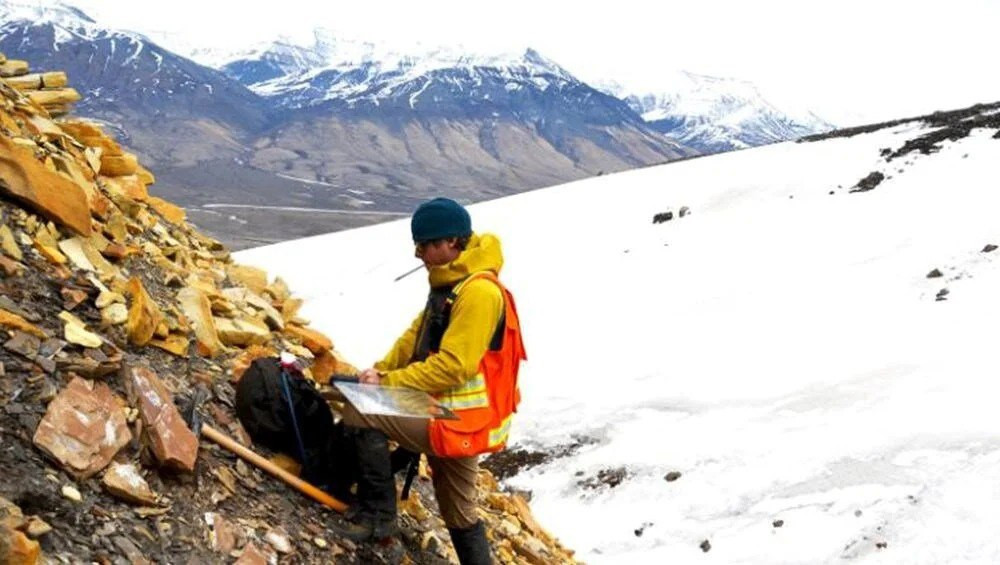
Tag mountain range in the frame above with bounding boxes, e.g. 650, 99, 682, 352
0, 1, 832, 248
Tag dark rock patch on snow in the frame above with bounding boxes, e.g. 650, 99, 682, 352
577, 467, 627, 490
482, 436, 598, 481
851, 171, 885, 193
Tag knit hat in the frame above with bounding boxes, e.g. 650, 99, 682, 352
411, 197, 472, 242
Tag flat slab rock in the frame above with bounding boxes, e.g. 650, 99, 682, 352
125, 365, 198, 471
32, 376, 132, 479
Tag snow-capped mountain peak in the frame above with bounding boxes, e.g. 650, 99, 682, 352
0, 0, 153, 47
213, 31, 592, 114
599, 70, 834, 152
0, 0, 94, 27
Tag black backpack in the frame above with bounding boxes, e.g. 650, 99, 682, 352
234, 357, 355, 491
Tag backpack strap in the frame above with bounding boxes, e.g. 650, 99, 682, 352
400, 453, 420, 500
453, 271, 506, 351
279, 367, 309, 467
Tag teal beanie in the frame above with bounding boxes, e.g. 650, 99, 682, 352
411, 198, 472, 242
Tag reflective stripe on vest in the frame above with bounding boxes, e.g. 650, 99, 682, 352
488, 413, 513, 448
436, 372, 489, 410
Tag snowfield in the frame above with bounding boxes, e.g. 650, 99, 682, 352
237, 118, 1000, 564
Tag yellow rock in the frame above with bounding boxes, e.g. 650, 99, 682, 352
0, 526, 41, 565
59, 121, 123, 156
63, 320, 103, 348
511, 494, 544, 537
0, 308, 48, 338
214, 316, 271, 347
283, 324, 333, 354
83, 147, 102, 175
25, 88, 81, 107
100, 303, 128, 326
150, 334, 189, 356
3, 73, 42, 90
78, 239, 117, 277
104, 214, 128, 243
310, 349, 338, 385
88, 231, 110, 253
400, 490, 432, 523
176, 287, 225, 358
282, 298, 304, 321
227, 264, 269, 295
57, 310, 87, 327
154, 321, 169, 339
0, 59, 29, 77
269, 453, 301, 476
147, 197, 185, 225
0, 136, 92, 236
57, 237, 95, 272
222, 287, 284, 330
0, 224, 21, 260
41, 72, 67, 88
95, 291, 125, 309
136, 165, 155, 185
125, 277, 163, 346
266, 277, 291, 302
25, 114, 64, 137
32, 232, 67, 265
99, 153, 138, 177
99, 174, 146, 202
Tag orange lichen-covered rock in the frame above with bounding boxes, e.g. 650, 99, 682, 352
125, 277, 164, 346
227, 264, 269, 295
60, 121, 123, 156
176, 286, 225, 357
0, 309, 47, 338
230, 344, 277, 382
310, 349, 338, 384
284, 324, 333, 354
147, 196, 186, 225
0, 525, 41, 565
99, 153, 138, 177
0, 136, 92, 236
100, 174, 148, 202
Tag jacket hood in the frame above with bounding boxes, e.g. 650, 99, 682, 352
428, 232, 504, 288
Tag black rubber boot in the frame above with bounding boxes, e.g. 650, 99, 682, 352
448, 520, 493, 565
330, 427, 397, 541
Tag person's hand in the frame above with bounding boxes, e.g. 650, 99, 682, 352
358, 368, 382, 386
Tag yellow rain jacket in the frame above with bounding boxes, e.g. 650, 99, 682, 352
376, 233, 505, 393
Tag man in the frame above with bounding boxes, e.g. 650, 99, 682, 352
331, 197, 526, 565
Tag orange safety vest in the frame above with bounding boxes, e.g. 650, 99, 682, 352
417, 272, 526, 458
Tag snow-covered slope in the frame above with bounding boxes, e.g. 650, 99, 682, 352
238, 104, 1000, 563
601, 72, 834, 153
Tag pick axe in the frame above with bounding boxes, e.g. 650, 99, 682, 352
181, 387, 348, 513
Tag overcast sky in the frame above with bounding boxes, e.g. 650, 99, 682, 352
70, 0, 999, 126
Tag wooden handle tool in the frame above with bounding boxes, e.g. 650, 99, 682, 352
201, 424, 348, 513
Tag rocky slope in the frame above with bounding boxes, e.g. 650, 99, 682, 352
0, 53, 575, 564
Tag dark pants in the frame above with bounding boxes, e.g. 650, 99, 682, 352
341, 404, 481, 529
